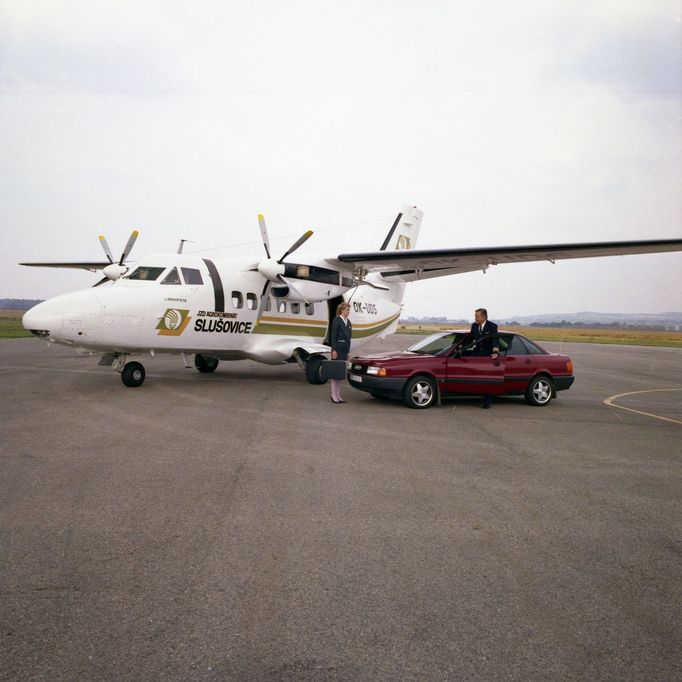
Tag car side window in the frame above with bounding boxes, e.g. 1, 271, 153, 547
522, 338, 547, 355
507, 336, 527, 355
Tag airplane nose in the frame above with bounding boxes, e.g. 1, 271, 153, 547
22, 300, 61, 338
22, 290, 102, 341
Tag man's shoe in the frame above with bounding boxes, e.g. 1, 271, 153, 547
481, 403, 490, 409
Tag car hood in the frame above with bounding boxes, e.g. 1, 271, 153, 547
351, 351, 423, 363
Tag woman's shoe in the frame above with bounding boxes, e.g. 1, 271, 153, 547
331, 397, 340, 403
337, 399, 346, 403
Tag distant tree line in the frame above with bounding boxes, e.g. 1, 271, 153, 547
0, 299, 43, 310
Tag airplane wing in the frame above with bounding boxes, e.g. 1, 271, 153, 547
329, 238, 682, 282
19, 261, 113, 271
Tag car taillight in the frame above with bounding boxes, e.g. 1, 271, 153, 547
566, 361, 573, 373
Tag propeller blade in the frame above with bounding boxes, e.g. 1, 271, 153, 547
99, 235, 114, 264
257, 280, 271, 315
278, 230, 313, 264
277, 275, 310, 304
118, 230, 139, 265
258, 214, 271, 259
92, 276, 109, 287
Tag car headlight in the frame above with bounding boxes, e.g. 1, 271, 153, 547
366, 366, 387, 377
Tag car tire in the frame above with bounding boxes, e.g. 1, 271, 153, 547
305, 355, 327, 385
121, 361, 145, 387
195, 354, 219, 373
525, 375, 553, 406
403, 375, 436, 409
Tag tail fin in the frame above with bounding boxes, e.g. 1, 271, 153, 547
380, 205, 423, 251
373, 205, 423, 306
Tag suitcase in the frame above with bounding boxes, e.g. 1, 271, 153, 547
320, 360, 348, 380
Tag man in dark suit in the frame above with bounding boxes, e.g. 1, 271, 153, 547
469, 308, 500, 409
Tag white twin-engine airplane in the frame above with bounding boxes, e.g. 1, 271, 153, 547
21, 205, 682, 387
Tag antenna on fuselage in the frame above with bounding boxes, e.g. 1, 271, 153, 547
177, 239, 194, 254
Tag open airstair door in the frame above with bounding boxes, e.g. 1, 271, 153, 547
324, 296, 345, 346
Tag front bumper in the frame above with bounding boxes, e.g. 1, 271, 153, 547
347, 372, 407, 397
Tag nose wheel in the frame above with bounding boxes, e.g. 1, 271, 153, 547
118, 359, 146, 387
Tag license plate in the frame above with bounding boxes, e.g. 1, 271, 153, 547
349, 374, 362, 383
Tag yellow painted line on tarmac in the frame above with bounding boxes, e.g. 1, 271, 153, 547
603, 388, 682, 425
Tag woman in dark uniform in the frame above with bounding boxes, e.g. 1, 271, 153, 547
330, 301, 352, 403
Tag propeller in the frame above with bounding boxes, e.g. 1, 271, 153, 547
93, 230, 139, 286
252, 215, 314, 313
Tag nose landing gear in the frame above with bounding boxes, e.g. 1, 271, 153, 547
111, 354, 146, 387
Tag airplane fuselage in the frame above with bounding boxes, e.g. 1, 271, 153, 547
22, 253, 402, 366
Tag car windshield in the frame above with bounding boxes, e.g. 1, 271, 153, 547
407, 332, 465, 355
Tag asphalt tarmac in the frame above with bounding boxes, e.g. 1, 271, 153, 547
1, 336, 680, 681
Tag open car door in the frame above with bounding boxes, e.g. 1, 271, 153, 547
444, 337, 505, 396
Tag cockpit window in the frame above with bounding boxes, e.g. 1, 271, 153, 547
181, 267, 203, 285
161, 267, 181, 285
126, 266, 165, 281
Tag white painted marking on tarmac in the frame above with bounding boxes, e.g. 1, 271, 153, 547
604, 388, 682, 425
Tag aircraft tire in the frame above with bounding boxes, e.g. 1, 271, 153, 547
195, 354, 219, 373
305, 355, 327, 384
121, 361, 145, 388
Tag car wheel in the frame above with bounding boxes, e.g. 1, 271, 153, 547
195, 354, 219, 373
305, 355, 326, 384
121, 361, 145, 387
403, 376, 436, 409
525, 375, 553, 406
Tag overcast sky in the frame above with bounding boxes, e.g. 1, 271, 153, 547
1, 0, 681, 320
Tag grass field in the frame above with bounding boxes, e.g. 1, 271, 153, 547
2, 309, 681, 347
0, 310, 31, 338
396, 323, 682, 348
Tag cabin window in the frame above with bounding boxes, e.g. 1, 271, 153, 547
341, 275, 353, 287
126, 266, 165, 281
291, 302, 300, 314
305, 302, 314, 315
232, 291, 243, 309
161, 267, 181, 285
181, 267, 203, 285
276, 300, 287, 313
246, 293, 258, 310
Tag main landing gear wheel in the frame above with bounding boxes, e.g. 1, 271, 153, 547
195, 354, 219, 373
305, 355, 326, 385
525, 375, 554, 406
121, 361, 145, 387
403, 376, 436, 409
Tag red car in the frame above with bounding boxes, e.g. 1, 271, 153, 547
348, 330, 574, 409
